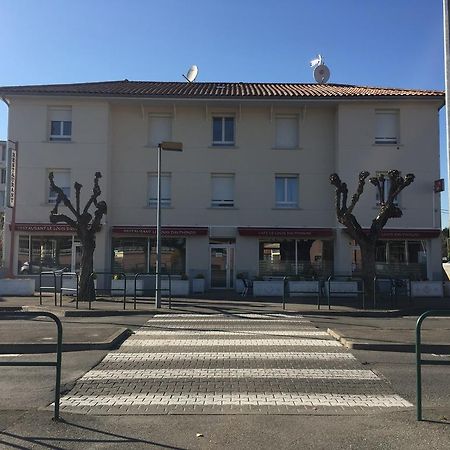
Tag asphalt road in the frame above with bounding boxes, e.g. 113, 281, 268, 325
0, 312, 449, 449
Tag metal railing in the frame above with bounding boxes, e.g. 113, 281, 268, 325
89, 272, 127, 310
60, 272, 79, 308
0, 311, 63, 421
282, 277, 321, 310
326, 276, 365, 309
133, 273, 172, 309
416, 310, 450, 421
373, 276, 411, 309
39, 271, 58, 306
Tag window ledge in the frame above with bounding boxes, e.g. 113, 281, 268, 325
207, 206, 239, 210
272, 147, 303, 151
145, 205, 173, 209
372, 143, 403, 148
272, 207, 301, 210
44, 140, 74, 144
208, 145, 239, 149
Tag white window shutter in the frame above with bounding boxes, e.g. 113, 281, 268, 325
375, 111, 398, 144
212, 175, 234, 206
149, 116, 172, 147
49, 107, 71, 121
275, 117, 298, 148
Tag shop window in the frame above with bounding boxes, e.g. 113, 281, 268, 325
274, 115, 299, 149
112, 237, 148, 273
148, 114, 172, 147
49, 107, 72, 141
111, 237, 186, 275
258, 239, 333, 277
18, 235, 73, 274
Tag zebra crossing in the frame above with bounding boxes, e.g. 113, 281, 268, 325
58, 313, 412, 414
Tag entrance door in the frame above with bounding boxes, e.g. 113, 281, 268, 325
210, 245, 235, 289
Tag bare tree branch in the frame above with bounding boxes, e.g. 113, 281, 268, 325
347, 171, 369, 214
49, 172, 79, 219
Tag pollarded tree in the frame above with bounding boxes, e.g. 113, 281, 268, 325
49, 172, 107, 301
329, 170, 415, 303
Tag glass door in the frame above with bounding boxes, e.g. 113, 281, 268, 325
210, 244, 235, 289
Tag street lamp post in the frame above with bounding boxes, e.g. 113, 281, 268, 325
155, 141, 183, 308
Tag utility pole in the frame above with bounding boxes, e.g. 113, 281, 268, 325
443, 0, 450, 227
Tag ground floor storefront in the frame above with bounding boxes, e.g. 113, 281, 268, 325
7, 224, 442, 292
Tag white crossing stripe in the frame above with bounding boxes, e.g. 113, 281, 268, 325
103, 352, 356, 361
122, 338, 341, 347
154, 314, 303, 318
80, 368, 379, 380
142, 318, 311, 323
59, 393, 413, 408
134, 330, 329, 337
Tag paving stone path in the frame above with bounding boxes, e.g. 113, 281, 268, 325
58, 313, 413, 415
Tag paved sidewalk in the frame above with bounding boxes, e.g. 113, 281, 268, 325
1, 294, 449, 352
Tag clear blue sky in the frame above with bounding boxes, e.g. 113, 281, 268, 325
0, 0, 447, 221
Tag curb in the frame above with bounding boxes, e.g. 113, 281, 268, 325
0, 327, 132, 354
327, 328, 450, 353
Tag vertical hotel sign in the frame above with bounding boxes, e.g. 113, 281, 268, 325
6, 140, 17, 208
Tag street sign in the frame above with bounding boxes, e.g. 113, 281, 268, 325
6, 140, 17, 208
434, 178, 445, 193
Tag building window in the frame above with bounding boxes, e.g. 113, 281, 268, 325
275, 175, 298, 208
148, 114, 172, 147
48, 169, 70, 203
18, 235, 73, 274
212, 117, 235, 146
375, 171, 399, 206
148, 173, 171, 207
0, 190, 5, 207
1, 168, 6, 184
1, 144, 6, 161
211, 174, 234, 207
375, 110, 399, 144
274, 115, 299, 149
112, 237, 186, 275
49, 107, 72, 141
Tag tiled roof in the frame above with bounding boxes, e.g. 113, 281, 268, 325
0, 80, 444, 100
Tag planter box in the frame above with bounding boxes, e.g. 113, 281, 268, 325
111, 279, 143, 296
325, 281, 358, 297
411, 281, 443, 298
192, 278, 205, 293
288, 281, 320, 297
253, 280, 284, 297
0, 278, 35, 296
162, 279, 190, 297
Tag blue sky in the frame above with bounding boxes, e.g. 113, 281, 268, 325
0, 0, 446, 220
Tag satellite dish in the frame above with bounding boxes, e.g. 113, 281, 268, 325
313, 64, 330, 84
183, 65, 198, 82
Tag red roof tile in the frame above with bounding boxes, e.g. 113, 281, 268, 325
0, 80, 443, 100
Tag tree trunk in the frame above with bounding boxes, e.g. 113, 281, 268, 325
360, 242, 376, 307
78, 234, 96, 301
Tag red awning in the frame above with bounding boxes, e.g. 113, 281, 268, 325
12, 223, 75, 233
112, 226, 208, 237
238, 227, 334, 238
344, 228, 441, 239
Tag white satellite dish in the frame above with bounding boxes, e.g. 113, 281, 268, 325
183, 65, 198, 82
313, 64, 330, 84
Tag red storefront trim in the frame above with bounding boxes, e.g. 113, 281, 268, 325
112, 226, 208, 237
345, 229, 441, 239
238, 227, 334, 238
12, 223, 75, 233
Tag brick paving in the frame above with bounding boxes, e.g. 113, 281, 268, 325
58, 313, 413, 415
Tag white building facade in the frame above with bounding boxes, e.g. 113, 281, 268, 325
0, 81, 444, 289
